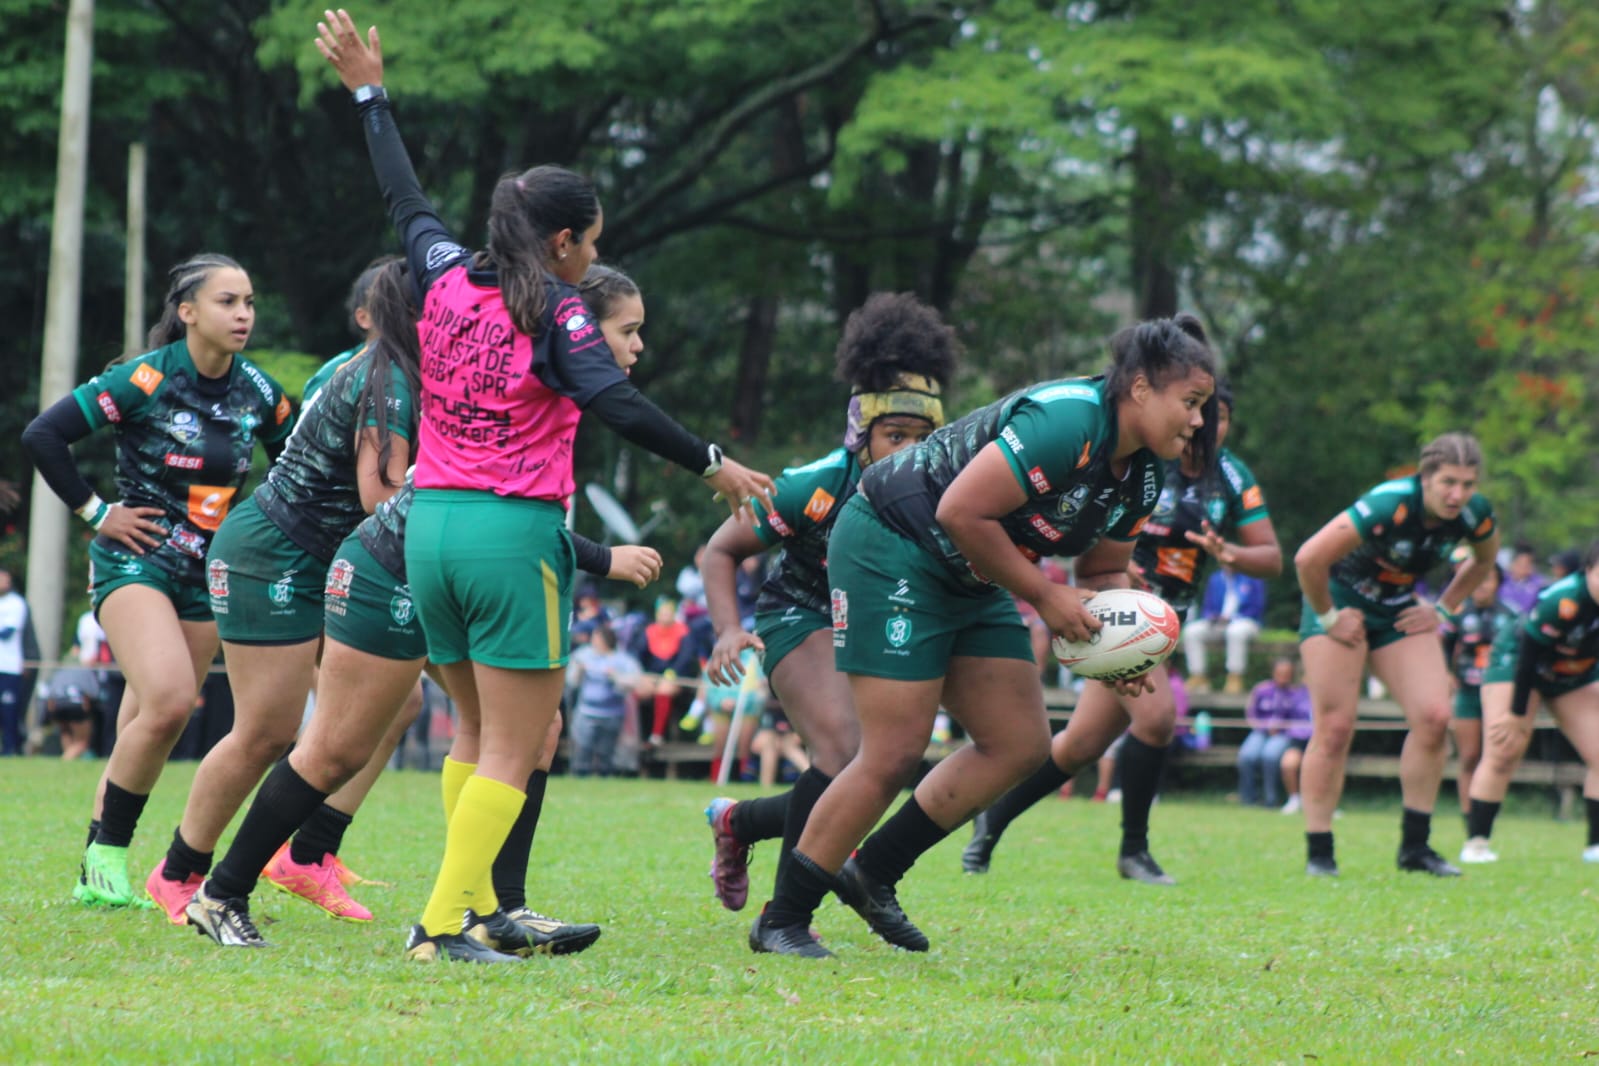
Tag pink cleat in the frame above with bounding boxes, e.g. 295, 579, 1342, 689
263, 844, 374, 922
705, 798, 752, 911
145, 862, 204, 925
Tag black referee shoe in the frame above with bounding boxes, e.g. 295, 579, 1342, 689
1397, 845, 1461, 878
1116, 850, 1177, 886
834, 857, 929, 952
404, 923, 519, 963
961, 812, 994, 874
749, 914, 833, 959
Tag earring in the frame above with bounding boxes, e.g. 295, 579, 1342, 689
559, 252, 567, 260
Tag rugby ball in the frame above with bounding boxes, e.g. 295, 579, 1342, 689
1051, 588, 1182, 681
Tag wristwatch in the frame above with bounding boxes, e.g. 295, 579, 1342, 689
701, 443, 724, 479
352, 84, 387, 105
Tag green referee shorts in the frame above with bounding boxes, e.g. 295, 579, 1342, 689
404, 490, 574, 669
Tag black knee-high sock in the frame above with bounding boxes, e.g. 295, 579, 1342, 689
761, 850, 837, 930
160, 828, 214, 882
490, 769, 548, 913
1117, 734, 1168, 857
980, 756, 1072, 844
290, 804, 353, 867
208, 761, 328, 900
96, 782, 149, 848
1587, 797, 1599, 848
1306, 831, 1335, 861
85, 820, 100, 851
773, 769, 831, 887
730, 792, 791, 845
855, 796, 950, 888
1401, 807, 1432, 851
1465, 799, 1501, 841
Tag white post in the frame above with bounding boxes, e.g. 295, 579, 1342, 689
26, 0, 96, 663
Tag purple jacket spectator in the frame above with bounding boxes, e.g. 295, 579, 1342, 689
1246, 678, 1312, 741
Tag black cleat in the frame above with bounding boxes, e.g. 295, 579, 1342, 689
1305, 855, 1340, 877
1397, 845, 1461, 877
748, 914, 833, 958
961, 812, 994, 874
505, 907, 602, 956
404, 922, 520, 963
833, 857, 929, 952
1116, 850, 1177, 886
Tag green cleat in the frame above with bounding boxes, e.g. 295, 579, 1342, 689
75, 843, 154, 908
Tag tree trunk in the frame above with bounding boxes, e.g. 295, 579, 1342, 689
1130, 121, 1180, 320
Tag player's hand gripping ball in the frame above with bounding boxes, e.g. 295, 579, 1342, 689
1051, 588, 1181, 682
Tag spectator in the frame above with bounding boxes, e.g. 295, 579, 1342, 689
569, 584, 612, 648
697, 647, 766, 782
0, 568, 31, 755
1549, 549, 1582, 583
676, 545, 708, 611
751, 701, 811, 786
567, 625, 640, 777
1184, 564, 1267, 694
74, 609, 122, 757
631, 596, 699, 746
40, 660, 99, 761
1235, 657, 1312, 811
1498, 543, 1545, 615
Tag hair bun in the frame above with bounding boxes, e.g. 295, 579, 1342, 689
1172, 312, 1208, 345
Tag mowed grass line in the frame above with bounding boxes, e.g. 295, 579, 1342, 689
2, 759, 1597, 1064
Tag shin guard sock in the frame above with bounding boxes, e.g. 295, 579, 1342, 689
212, 761, 329, 899
1306, 831, 1335, 862
1401, 807, 1432, 851
490, 769, 548, 913
161, 827, 213, 882
730, 791, 792, 846
1465, 799, 1501, 841
1117, 734, 1168, 856
95, 782, 150, 848
761, 849, 837, 930
855, 796, 950, 888
419, 775, 524, 935
440, 756, 476, 823
290, 803, 353, 867
982, 757, 1072, 844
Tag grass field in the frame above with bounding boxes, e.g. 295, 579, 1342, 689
2, 759, 1597, 1064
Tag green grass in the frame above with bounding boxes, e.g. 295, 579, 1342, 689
3, 760, 1598, 1064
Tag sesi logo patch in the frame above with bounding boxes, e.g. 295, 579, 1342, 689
165, 453, 203, 470
187, 485, 236, 532
97, 392, 121, 423
131, 363, 164, 395
1029, 514, 1062, 542
1028, 467, 1051, 494
766, 511, 793, 537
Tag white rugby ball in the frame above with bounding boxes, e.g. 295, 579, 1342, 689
1051, 588, 1182, 681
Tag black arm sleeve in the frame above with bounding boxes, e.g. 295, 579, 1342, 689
355, 96, 468, 290
21, 395, 96, 510
571, 532, 613, 577
1509, 630, 1547, 717
584, 381, 711, 475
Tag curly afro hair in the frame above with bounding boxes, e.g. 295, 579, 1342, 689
834, 292, 959, 392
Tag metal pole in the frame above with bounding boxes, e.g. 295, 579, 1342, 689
26, 0, 96, 663
124, 142, 146, 354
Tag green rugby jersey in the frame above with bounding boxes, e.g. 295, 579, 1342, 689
71, 341, 293, 583
862, 377, 1160, 591
302, 344, 365, 406
749, 447, 860, 617
253, 349, 416, 563
1132, 447, 1269, 611
1515, 573, 1599, 683
1334, 475, 1495, 611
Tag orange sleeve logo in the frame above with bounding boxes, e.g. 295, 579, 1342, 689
1075, 441, 1092, 469
803, 488, 836, 523
1242, 485, 1263, 510
130, 363, 164, 395
1392, 503, 1408, 526
1474, 515, 1493, 537
187, 486, 237, 532
274, 395, 292, 425
1558, 598, 1578, 621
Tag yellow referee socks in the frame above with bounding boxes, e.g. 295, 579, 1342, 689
420, 774, 524, 936
441, 756, 476, 823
